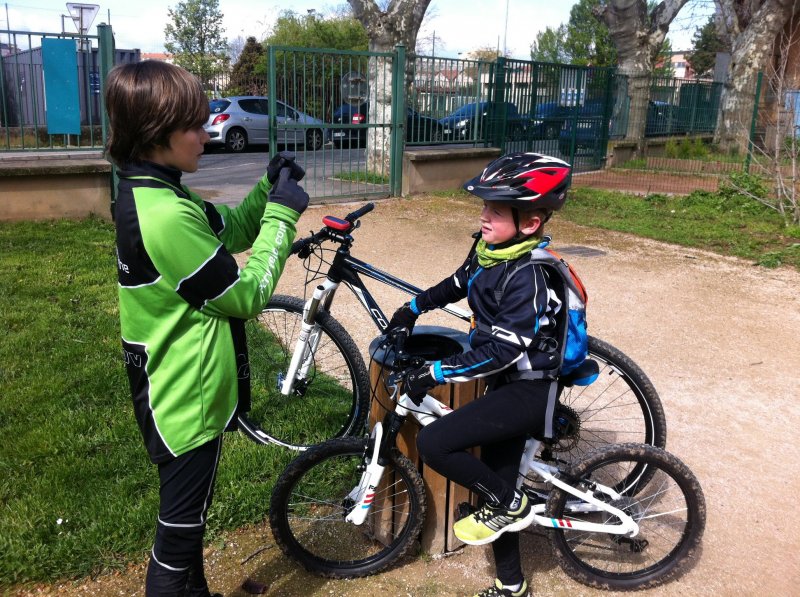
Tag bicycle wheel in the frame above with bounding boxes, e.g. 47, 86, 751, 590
537, 336, 667, 492
269, 436, 427, 578
547, 444, 706, 590
238, 295, 370, 450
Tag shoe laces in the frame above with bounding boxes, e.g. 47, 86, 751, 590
476, 585, 505, 597
473, 503, 502, 524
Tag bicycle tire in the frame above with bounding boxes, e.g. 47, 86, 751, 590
269, 436, 427, 578
547, 443, 706, 590
238, 295, 370, 450
533, 336, 667, 493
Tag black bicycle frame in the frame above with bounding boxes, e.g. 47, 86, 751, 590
320, 244, 471, 332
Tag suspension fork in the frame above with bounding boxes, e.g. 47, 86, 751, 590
344, 411, 407, 525
280, 278, 340, 395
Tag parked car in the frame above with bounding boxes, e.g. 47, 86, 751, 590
557, 100, 608, 157
406, 108, 447, 143
439, 101, 526, 142
204, 96, 328, 153
558, 99, 691, 157
645, 100, 687, 137
528, 101, 569, 140
331, 103, 447, 148
331, 102, 369, 148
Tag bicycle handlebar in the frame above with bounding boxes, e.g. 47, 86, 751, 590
344, 202, 375, 223
289, 202, 376, 256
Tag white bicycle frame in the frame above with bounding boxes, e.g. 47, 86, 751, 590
344, 388, 640, 538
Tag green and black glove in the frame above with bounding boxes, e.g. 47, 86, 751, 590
269, 167, 310, 214
267, 151, 305, 184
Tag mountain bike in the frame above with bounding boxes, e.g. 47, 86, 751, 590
239, 202, 666, 457
269, 331, 705, 590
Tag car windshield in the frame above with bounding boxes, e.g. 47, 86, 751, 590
209, 99, 230, 113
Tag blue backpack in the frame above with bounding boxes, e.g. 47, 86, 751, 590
494, 240, 589, 377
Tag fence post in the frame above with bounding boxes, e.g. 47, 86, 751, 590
97, 23, 117, 216
598, 66, 614, 169
686, 78, 697, 134
390, 44, 405, 196
267, 46, 277, 157
491, 56, 506, 149
744, 70, 763, 175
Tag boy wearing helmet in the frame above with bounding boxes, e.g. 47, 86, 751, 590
387, 152, 572, 597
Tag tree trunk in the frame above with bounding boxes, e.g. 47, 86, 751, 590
348, 0, 431, 175
594, 0, 689, 157
714, 0, 798, 153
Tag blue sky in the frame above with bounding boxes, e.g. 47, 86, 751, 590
7, 0, 711, 57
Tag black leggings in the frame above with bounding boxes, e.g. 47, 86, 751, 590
416, 379, 550, 586
145, 435, 222, 597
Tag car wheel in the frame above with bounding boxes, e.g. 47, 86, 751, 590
545, 125, 558, 140
306, 129, 324, 151
431, 129, 444, 143
225, 128, 247, 153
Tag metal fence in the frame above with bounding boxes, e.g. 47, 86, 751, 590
2, 28, 755, 200
263, 45, 399, 200
0, 26, 120, 151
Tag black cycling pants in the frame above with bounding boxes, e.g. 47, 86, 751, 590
145, 435, 222, 597
416, 379, 550, 586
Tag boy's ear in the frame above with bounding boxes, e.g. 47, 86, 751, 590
519, 213, 543, 237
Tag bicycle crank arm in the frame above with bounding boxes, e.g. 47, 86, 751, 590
345, 424, 386, 525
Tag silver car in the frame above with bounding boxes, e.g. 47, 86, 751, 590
204, 96, 328, 152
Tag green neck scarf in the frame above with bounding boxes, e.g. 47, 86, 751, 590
475, 237, 541, 268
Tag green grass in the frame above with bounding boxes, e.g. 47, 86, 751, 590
333, 170, 390, 185
562, 187, 800, 269
0, 218, 295, 587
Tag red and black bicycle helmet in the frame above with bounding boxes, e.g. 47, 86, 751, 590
463, 152, 572, 212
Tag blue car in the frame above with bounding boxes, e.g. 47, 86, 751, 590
557, 100, 607, 157
528, 102, 569, 140
439, 102, 526, 142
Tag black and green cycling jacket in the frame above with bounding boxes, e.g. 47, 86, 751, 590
114, 161, 299, 463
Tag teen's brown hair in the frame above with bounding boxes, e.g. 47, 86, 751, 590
104, 61, 209, 165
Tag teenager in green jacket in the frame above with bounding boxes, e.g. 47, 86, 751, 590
105, 60, 309, 596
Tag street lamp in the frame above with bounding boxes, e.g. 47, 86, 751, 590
502, 0, 509, 57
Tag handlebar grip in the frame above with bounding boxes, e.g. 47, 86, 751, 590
345, 202, 375, 223
290, 238, 308, 255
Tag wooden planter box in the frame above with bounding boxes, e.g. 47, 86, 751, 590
367, 327, 483, 554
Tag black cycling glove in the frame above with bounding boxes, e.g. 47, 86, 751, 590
402, 366, 437, 406
269, 167, 310, 214
387, 302, 418, 334
267, 151, 305, 184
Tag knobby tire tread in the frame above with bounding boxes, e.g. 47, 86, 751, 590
269, 437, 427, 578
238, 295, 370, 449
588, 335, 667, 451
547, 443, 706, 590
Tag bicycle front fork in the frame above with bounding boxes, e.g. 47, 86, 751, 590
280, 279, 338, 396
345, 423, 387, 525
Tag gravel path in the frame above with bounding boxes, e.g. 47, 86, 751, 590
18, 194, 800, 597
